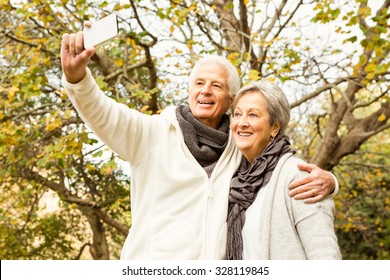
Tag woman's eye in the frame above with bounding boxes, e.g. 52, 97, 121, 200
249, 113, 258, 118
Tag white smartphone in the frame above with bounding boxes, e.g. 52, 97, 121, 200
83, 14, 118, 48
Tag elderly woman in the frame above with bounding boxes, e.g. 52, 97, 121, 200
227, 80, 341, 260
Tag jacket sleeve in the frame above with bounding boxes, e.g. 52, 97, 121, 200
283, 156, 342, 260
330, 173, 340, 197
62, 68, 159, 164
291, 185, 342, 259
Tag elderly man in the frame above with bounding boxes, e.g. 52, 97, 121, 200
60, 27, 337, 259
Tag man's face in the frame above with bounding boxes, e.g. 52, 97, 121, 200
188, 63, 233, 129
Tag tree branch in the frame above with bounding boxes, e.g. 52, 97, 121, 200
338, 162, 390, 172
105, 61, 148, 81
94, 208, 129, 236
290, 78, 346, 108
73, 242, 92, 260
129, 0, 157, 47
4, 33, 57, 57
258, 0, 303, 72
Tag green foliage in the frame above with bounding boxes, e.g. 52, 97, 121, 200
0, 0, 130, 259
313, 5, 341, 23
334, 132, 390, 259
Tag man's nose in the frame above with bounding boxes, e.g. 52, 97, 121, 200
200, 83, 211, 94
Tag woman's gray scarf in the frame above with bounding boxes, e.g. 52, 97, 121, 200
227, 134, 293, 260
176, 105, 229, 177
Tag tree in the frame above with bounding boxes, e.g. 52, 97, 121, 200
334, 128, 390, 259
0, 0, 131, 259
0, 0, 389, 259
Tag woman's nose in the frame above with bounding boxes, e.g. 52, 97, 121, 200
238, 116, 249, 127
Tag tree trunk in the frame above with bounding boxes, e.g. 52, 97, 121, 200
312, 85, 390, 170
80, 206, 110, 260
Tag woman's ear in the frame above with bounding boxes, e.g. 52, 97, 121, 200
271, 123, 281, 138
229, 96, 234, 106
227, 97, 234, 115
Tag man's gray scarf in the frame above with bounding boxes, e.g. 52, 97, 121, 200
227, 134, 293, 260
176, 105, 229, 177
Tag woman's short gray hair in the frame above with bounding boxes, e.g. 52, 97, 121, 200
188, 55, 241, 98
232, 80, 290, 136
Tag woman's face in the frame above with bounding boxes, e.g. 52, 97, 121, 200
231, 91, 280, 164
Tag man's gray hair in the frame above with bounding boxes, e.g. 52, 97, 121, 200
188, 55, 241, 98
232, 80, 291, 136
